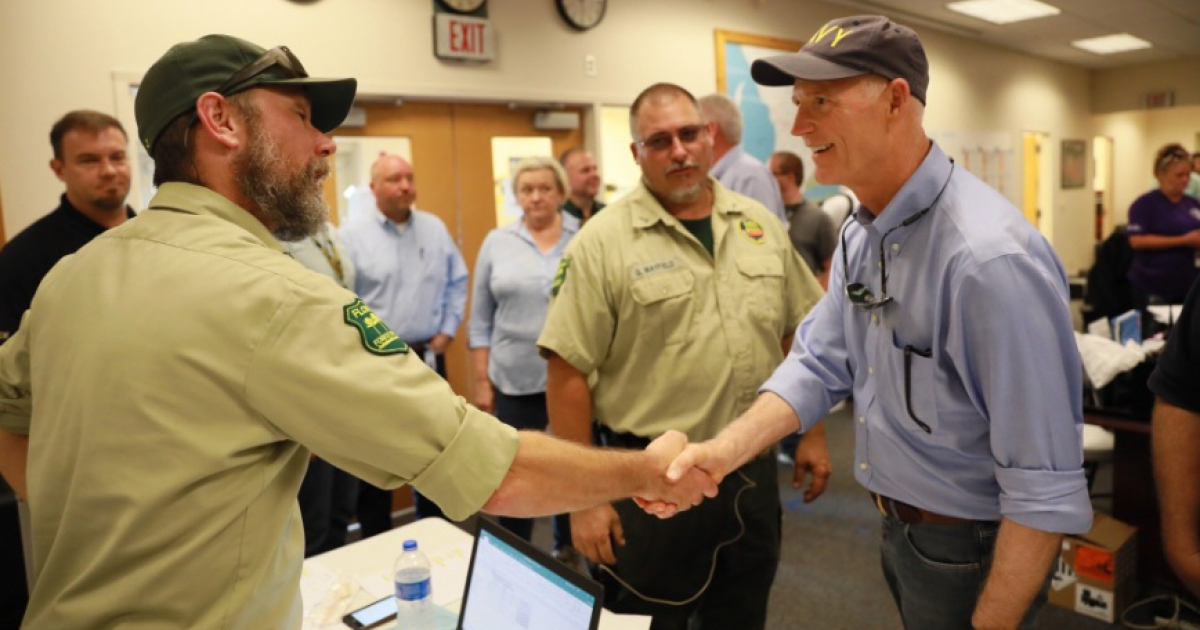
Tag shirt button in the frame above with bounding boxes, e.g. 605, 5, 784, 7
868, 366, 874, 375
860, 462, 869, 471
892, 244, 900, 252
872, 314, 878, 324
858, 416, 865, 424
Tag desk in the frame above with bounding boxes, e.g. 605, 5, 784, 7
301, 518, 649, 630
1084, 409, 1180, 589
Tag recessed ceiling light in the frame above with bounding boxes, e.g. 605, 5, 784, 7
946, 0, 1061, 24
1071, 33, 1153, 55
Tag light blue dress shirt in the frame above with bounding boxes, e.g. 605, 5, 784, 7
761, 142, 1092, 535
711, 145, 787, 224
340, 208, 468, 343
468, 216, 577, 395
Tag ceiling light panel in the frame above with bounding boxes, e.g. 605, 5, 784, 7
947, 0, 1061, 24
1070, 33, 1153, 54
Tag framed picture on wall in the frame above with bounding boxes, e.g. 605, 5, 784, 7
1061, 139, 1087, 189
713, 30, 809, 165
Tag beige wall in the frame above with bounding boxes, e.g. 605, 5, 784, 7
1, 0, 1097, 271
1092, 58, 1200, 114
1093, 104, 1200, 227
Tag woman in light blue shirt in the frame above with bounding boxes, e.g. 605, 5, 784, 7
469, 156, 577, 542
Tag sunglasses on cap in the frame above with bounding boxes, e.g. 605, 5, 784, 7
213, 45, 308, 96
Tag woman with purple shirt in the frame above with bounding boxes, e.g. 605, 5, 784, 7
1127, 143, 1200, 306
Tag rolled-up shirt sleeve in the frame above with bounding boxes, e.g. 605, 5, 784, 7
949, 253, 1092, 534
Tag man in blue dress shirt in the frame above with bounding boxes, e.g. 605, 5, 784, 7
663, 15, 1092, 630
698, 93, 787, 224
341, 153, 469, 525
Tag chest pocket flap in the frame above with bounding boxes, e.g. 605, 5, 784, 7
735, 256, 783, 279
631, 269, 695, 305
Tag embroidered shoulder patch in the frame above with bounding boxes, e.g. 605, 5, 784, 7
552, 255, 572, 297
343, 299, 409, 355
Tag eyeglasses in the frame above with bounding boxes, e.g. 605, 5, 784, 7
636, 124, 707, 153
213, 45, 308, 96
841, 161, 955, 310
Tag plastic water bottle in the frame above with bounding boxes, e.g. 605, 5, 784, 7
394, 539, 433, 629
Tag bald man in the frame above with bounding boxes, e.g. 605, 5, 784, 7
340, 154, 469, 527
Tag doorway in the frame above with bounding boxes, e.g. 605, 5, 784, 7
330, 101, 586, 399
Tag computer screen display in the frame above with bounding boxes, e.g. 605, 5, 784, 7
458, 519, 601, 630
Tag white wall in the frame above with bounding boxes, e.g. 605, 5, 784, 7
0, 0, 1096, 271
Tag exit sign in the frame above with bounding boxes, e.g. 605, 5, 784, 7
434, 13, 495, 61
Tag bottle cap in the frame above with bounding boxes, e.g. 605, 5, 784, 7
403, 539, 418, 551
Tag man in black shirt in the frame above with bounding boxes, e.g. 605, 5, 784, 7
1147, 280, 1200, 598
0, 109, 134, 627
559, 147, 605, 225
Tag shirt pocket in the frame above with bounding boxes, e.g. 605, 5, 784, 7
883, 337, 940, 435
735, 255, 784, 320
630, 269, 695, 347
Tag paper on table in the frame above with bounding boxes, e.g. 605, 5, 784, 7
300, 562, 358, 630
600, 609, 653, 630
358, 539, 473, 607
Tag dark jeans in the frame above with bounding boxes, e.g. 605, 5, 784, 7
492, 390, 549, 541
298, 457, 359, 557
880, 516, 1051, 630
596, 447, 780, 630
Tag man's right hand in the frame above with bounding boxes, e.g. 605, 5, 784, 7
571, 503, 624, 565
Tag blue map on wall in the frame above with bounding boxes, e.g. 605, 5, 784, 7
723, 43, 776, 163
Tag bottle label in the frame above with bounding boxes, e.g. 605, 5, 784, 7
396, 577, 431, 601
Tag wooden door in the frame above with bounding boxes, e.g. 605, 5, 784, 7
332, 102, 585, 516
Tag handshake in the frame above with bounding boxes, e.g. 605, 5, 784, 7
634, 430, 738, 519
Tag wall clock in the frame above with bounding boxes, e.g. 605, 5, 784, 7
441, 0, 486, 14
556, 0, 606, 31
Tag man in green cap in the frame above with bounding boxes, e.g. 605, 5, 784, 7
0, 34, 717, 629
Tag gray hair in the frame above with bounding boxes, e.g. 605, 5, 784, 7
698, 93, 743, 145
511, 156, 569, 197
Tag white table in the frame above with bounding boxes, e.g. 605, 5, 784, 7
301, 518, 649, 630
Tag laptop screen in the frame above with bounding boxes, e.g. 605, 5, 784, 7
458, 518, 602, 630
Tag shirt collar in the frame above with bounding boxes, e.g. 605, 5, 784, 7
853, 141, 953, 237
145, 183, 285, 253
629, 177, 749, 230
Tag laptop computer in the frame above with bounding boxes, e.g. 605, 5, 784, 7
457, 517, 603, 630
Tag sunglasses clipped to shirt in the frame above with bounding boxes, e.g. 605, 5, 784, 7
841, 161, 955, 311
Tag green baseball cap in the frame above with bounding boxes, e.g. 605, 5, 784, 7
135, 34, 357, 152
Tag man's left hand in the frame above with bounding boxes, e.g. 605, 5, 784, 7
429, 333, 452, 354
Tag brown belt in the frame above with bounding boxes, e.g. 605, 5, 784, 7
871, 492, 971, 525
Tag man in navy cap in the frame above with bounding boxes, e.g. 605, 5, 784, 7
663, 15, 1091, 630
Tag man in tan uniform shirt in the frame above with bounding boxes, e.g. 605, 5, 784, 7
0, 36, 715, 630
538, 83, 826, 630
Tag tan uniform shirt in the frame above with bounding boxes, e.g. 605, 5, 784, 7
0, 183, 518, 629
538, 179, 822, 442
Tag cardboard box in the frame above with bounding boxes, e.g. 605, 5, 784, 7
1049, 513, 1138, 623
